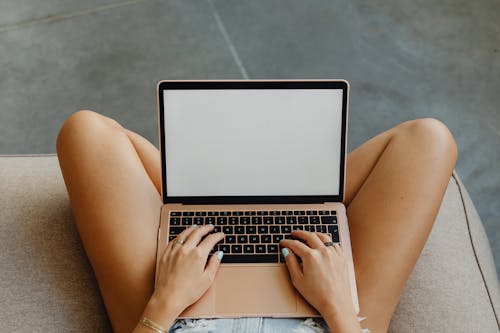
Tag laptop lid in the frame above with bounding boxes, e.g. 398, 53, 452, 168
157, 80, 348, 205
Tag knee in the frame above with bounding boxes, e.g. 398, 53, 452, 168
398, 118, 458, 163
56, 110, 122, 155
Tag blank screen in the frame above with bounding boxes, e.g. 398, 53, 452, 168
163, 89, 343, 197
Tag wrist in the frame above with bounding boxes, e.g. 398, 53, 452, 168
321, 304, 360, 333
142, 293, 182, 329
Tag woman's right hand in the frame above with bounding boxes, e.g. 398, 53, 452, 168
138, 224, 224, 331
280, 230, 361, 332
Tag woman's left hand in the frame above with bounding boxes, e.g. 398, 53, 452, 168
152, 224, 225, 316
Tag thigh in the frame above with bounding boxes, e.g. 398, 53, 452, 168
57, 111, 162, 333
344, 118, 457, 332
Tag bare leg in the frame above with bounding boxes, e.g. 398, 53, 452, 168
57, 110, 162, 333
57, 111, 456, 333
344, 118, 457, 332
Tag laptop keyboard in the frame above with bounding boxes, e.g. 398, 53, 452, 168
167, 210, 339, 263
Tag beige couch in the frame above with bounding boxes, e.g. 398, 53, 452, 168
0, 155, 498, 332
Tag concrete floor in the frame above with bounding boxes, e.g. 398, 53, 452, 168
0, 0, 498, 272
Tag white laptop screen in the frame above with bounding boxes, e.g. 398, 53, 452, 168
159, 81, 348, 204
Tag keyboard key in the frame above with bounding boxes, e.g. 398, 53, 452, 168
235, 226, 245, 234
284, 234, 292, 240
169, 226, 184, 235
267, 244, 278, 253
222, 226, 233, 234
240, 217, 251, 225
319, 210, 330, 215
225, 235, 236, 243
282, 211, 293, 215
221, 211, 231, 216
294, 211, 305, 215
328, 225, 340, 242
270, 226, 280, 233
257, 211, 268, 216
246, 226, 257, 234
270, 211, 280, 216
183, 212, 194, 216
170, 211, 181, 216
219, 244, 230, 253
286, 216, 297, 224
317, 225, 327, 233
281, 225, 292, 233
195, 211, 207, 216
292, 225, 303, 231
243, 245, 254, 253
304, 225, 315, 232
229, 217, 239, 225
168, 235, 176, 241
170, 217, 181, 225
193, 217, 204, 225
222, 254, 278, 263
263, 217, 274, 224
217, 217, 228, 225
249, 235, 259, 243
275, 216, 285, 224
261, 235, 272, 243
321, 216, 337, 224
306, 210, 317, 215
256, 245, 266, 253
252, 216, 262, 224
233, 211, 244, 216
208, 212, 219, 216
182, 217, 193, 225
310, 216, 320, 224
232, 245, 242, 253
298, 216, 308, 224
213, 226, 221, 233
273, 234, 284, 243
258, 226, 268, 234
244, 211, 256, 216
330, 210, 337, 215
237, 235, 248, 243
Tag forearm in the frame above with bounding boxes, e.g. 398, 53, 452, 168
322, 307, 362, 333
132, 294, 181, 333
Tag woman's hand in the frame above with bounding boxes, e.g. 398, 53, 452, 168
280, 230, 361, 332
139, 225, 224, 330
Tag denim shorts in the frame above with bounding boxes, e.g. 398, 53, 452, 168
169, 317, 329, 333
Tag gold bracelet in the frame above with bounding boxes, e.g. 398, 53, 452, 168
139, 317, 168, 333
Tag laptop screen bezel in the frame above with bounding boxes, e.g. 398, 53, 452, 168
158, 80, 348, 205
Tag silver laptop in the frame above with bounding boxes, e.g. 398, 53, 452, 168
155, 79, 359, 318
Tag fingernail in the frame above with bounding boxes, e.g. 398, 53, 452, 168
192, 224, 199, 228
208, 223, 214, 227
217, 251, 224, 261
281, 248, 289, 257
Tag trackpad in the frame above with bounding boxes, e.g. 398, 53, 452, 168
215, 265, 297, 314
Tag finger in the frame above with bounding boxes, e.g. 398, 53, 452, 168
282, 248, 303, 280
169, 225, 198, 254
197, 231, 225, 254
316, 232, 335, 250
291, 230, 324, 249
315, 232, 331, 243
204, 251, 224, 283
280, 239, 311, 258
183, 224, 215, 248
333, 243, 343, 255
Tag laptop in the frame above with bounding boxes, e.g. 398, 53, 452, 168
155, 79, 359, 318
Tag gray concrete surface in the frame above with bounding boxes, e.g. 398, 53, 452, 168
0, 0, 498, 272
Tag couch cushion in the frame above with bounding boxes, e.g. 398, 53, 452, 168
0, 155, 498, 332
389, 171, 499, 332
